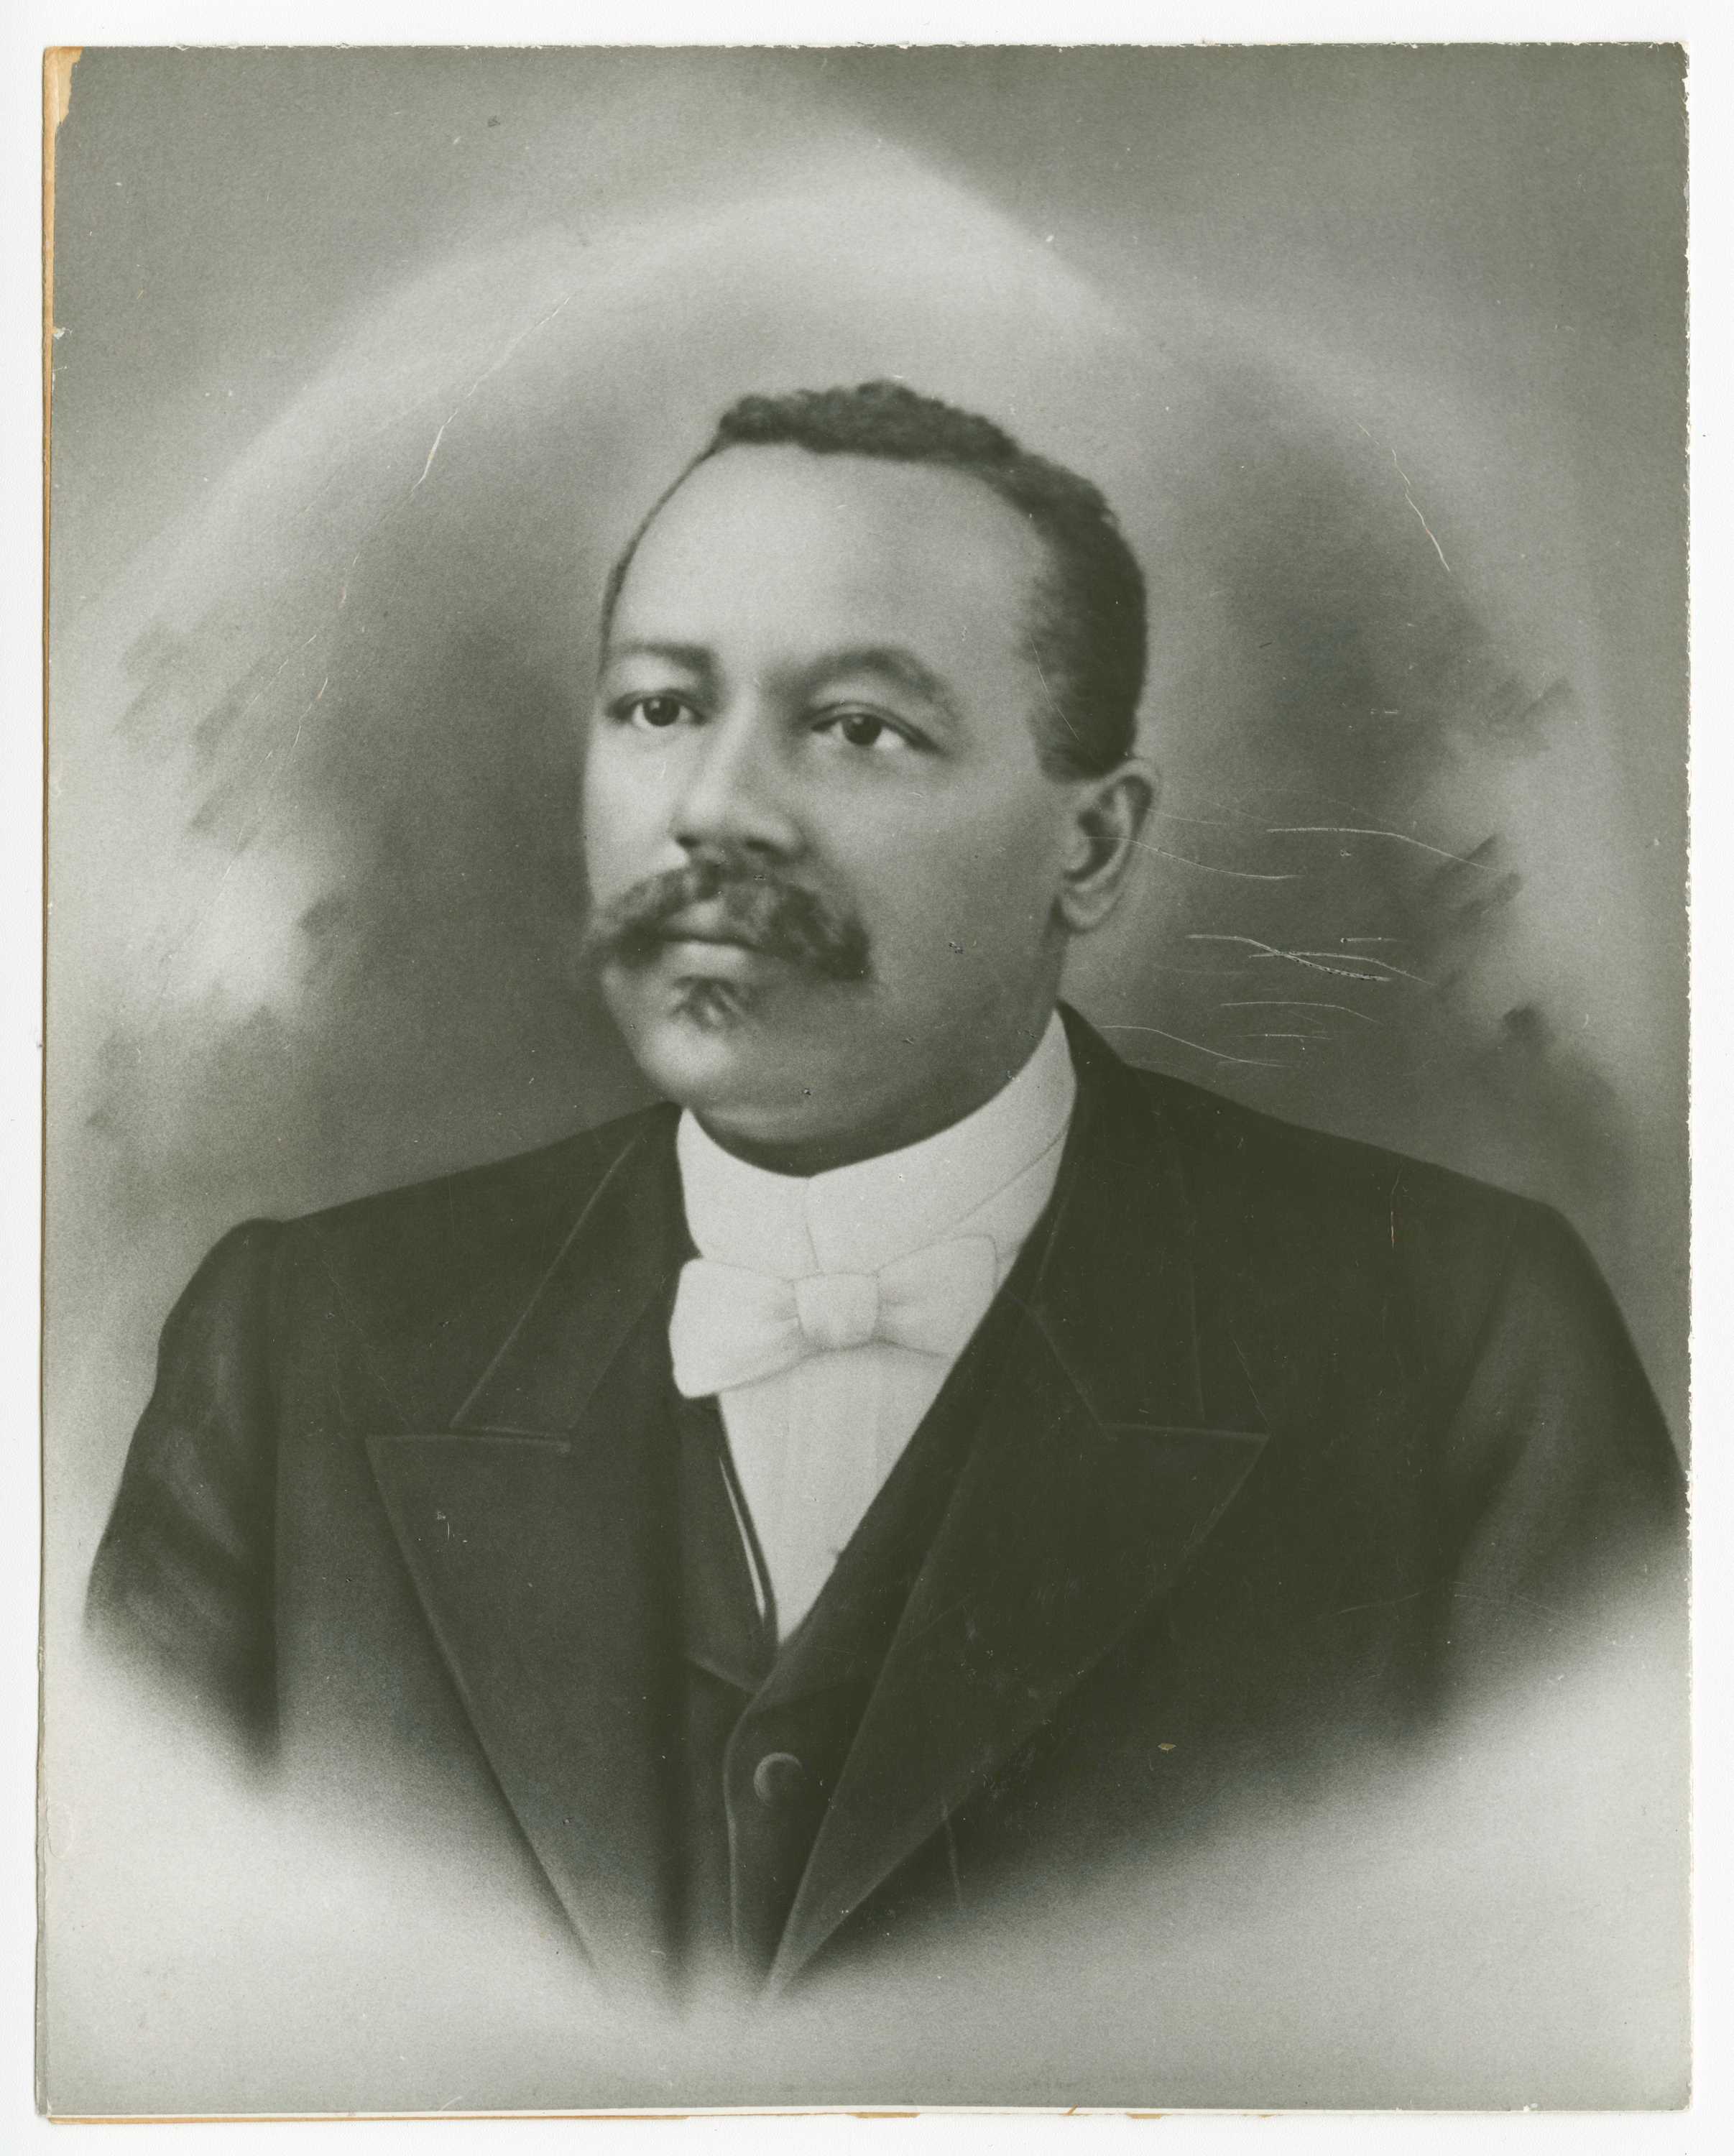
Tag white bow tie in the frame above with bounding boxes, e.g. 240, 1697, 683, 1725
668, 1237, 1001, 1399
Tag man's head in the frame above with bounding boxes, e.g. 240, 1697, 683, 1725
583, 380, 1154, 1172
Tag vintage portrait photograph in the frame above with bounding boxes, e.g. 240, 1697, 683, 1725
37, 37, 1692, 2119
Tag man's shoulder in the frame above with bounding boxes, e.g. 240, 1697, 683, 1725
1115, 1056, 1551, 1328
305, 1099, 675, 1225
1133, 1059, 1519, 1221
1106, 1055, 1655, 1441
267, 1100, 680, 1310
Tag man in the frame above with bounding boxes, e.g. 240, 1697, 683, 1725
90, 380, 1683, 2004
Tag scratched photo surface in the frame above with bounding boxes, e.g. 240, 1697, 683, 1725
42, 46, 1688, 2115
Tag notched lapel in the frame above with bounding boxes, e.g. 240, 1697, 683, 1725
771, 1335, 1267, 1986
773, 1033, 1270, 1984
364, 1115, 691, 1989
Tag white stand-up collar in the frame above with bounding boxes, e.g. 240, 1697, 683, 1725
677, 1011, 1076, 1280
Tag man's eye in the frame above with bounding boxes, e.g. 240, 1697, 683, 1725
818, 711, 917, 753
622, 694, 693, 731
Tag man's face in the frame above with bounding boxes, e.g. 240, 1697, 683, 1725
583, 445, 1121, 1167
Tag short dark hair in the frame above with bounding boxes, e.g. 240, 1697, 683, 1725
601, 380, 1147, 778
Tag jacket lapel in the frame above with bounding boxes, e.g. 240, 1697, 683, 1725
771, 1028, 1269, 1986
357, 1026, 1270, 1991
364, 1114, 693, 1991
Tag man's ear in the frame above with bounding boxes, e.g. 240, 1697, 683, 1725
1056, 760, 1156, 934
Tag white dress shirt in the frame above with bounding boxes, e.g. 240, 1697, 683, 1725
674, 1012, 1077, 1639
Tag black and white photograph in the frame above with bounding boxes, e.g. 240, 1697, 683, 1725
35, 36, 1692, 2119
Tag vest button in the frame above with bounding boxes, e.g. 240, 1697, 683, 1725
752, 1750, 807, 1806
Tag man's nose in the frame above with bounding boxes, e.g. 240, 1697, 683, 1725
670, 709, 803, 857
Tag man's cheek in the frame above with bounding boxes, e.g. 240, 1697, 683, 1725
582, 751, 655, 836
581, 797, 647, 893
929, 862, 1051, 949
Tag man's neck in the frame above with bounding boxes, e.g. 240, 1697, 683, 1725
691, 1007, 1066, 1179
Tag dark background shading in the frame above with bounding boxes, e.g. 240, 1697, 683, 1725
40, 43, 1689, 2114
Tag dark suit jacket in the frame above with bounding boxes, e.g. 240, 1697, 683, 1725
88, 1010, 1684, 1998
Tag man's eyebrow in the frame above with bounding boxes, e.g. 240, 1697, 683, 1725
807, 645, 965, 724
600, 639, 718, 679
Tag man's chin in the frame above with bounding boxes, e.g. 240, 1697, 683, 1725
600, 959, 855, 1110
667, 977, 756, 1033
606, 949, 783, 1033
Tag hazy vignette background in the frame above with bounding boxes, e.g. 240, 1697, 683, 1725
42, 45, 1689, 2114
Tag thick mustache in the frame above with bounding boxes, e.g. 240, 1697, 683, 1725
583, 853, 871, 982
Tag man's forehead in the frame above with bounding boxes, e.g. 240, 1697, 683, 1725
607, 443, 1048, 640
